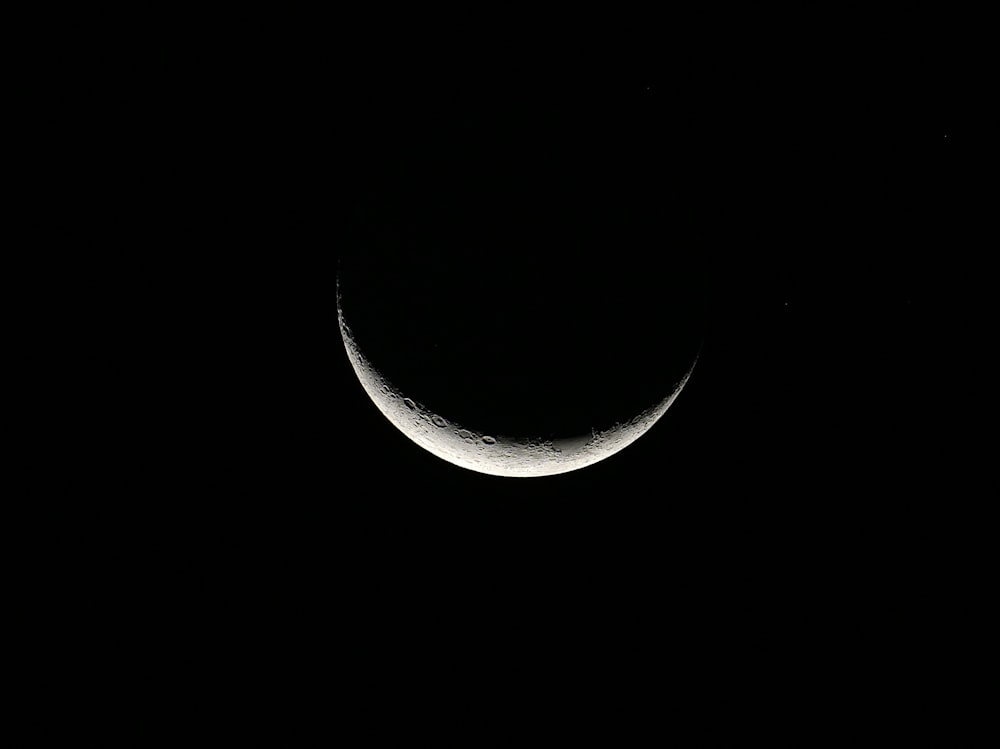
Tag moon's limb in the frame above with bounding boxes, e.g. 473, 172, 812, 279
338, 285, 698, 478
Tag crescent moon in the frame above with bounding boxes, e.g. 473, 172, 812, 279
338, 281, 698, 478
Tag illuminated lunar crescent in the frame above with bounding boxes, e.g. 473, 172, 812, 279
338, 282, 698, 478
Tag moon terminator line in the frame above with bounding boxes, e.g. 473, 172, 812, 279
338, 281, 698, 478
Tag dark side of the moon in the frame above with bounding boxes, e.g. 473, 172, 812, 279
340, 99, 710, 442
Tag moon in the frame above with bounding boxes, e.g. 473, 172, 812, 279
337, 92, 710, 477
338, 282, 699, 478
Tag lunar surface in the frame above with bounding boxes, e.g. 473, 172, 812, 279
338, 92, 709, 477
338, 284, 698, 478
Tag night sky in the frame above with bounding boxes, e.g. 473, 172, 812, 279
34, 11, 992, 723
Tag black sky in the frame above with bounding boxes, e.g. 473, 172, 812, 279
30, 12, 991, 722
